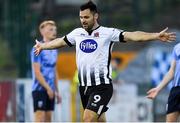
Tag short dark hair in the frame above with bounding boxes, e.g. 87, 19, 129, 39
80, 1, 98, 13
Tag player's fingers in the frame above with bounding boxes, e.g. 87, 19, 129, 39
166, 40, 173, 43
35, 39, 40, 44
147, 89, 154, 94
34, 44, 38, 48
34, 49, 39, 56
160, 27, 168, 34
168, 32, 176, 36
169, 35, 176, 38
146, 95, 153, 99
169, 36, 176, 41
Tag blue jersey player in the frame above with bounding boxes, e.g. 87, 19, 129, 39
31, 20, 61, 122
147, 43, 180, 122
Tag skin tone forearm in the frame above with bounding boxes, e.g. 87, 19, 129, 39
33, 63, 54, 99
147, 60, 176, 99
156, 60, 175, 92
34, 38, 67, 55
124, 27, 176, 42
33, 63, 52, 91
124, 31, 159, 42
156, 69, 174, 92
36, 71, 52, 91
40, 38, 67, 50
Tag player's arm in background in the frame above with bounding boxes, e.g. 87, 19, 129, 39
32, 62, 54, 99
54, 67, 61, 104
34, 37, 67, 55
146, 60, 176, 99
123, 27, 176, 42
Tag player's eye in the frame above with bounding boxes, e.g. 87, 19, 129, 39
84, 16, 89, 19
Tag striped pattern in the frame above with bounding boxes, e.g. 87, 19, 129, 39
65, 26, 124, 86
78, 64, 112, 86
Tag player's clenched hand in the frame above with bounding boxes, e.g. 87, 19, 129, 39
146, 87, 159, 99
157, 27, 176, 42
34, 39, 42, 55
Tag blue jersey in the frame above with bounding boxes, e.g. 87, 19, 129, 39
31, 47, 58, 91
172, 43, 180, 87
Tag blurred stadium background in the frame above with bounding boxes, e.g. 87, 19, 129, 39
0, 0, 180, 122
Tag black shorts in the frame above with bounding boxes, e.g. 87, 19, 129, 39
32, 91, 55, 112
79, 83, 113, 115
166, 86, 180, 114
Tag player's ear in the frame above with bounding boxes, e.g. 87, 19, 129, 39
94, 13, 98, 20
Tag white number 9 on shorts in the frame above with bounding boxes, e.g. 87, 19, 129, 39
93, 95, 101, 103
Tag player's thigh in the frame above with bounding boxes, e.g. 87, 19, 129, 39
83, 108, 98, 122
32, 91, 47, 112
98, 112, 106, 122
45, 111, 53, 122
87, 83, 113, 116
166, 111, 180, 122
34, 110, 45, 122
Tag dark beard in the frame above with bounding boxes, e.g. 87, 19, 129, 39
85, 24, 94, 32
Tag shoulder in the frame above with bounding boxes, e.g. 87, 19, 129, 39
100, 26, 123, 33
173, 43, 180, 52
30, 47, 35, 56
99, 26, 113, 31
70, 27, 84, 33
174, 43, 180, 49
173, 43, 180, 54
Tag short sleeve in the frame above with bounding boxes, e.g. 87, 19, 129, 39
111, 28, 125, 42
31, 48, 41, 63
172, 45, 180, 60
64, 29, 78, 47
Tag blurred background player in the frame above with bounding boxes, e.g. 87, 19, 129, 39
30, 20, 61, 122
147, 42, 180, 122
111, 57, 122, 83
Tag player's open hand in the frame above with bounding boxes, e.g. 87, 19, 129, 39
146, 87, 159, 99
34, 39, 42, 55
157, 27, 176, 42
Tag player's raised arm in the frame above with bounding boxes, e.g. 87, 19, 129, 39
123, 27, 176, 42
146, 59, 176, 99
34, 37, 67, 55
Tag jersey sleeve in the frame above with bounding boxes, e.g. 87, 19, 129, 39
31, 48, 41, 63
64, 29, 78, 47
111, 28, 126, 43
172, 46, 179, 60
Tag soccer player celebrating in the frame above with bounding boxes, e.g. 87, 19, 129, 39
147, 43, 180, 122
34, 1, 176, 122
31, 20, 61, 122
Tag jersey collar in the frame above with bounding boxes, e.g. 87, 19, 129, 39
87, 25, 101, 35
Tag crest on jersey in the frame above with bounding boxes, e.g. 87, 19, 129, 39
94, 32, 99, 37
80, 39, 98, 53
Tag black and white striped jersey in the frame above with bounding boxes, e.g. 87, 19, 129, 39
64, 26, 124, 86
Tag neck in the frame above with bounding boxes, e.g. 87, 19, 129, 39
91, 22, 99, 31
43, 38, 50, 42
